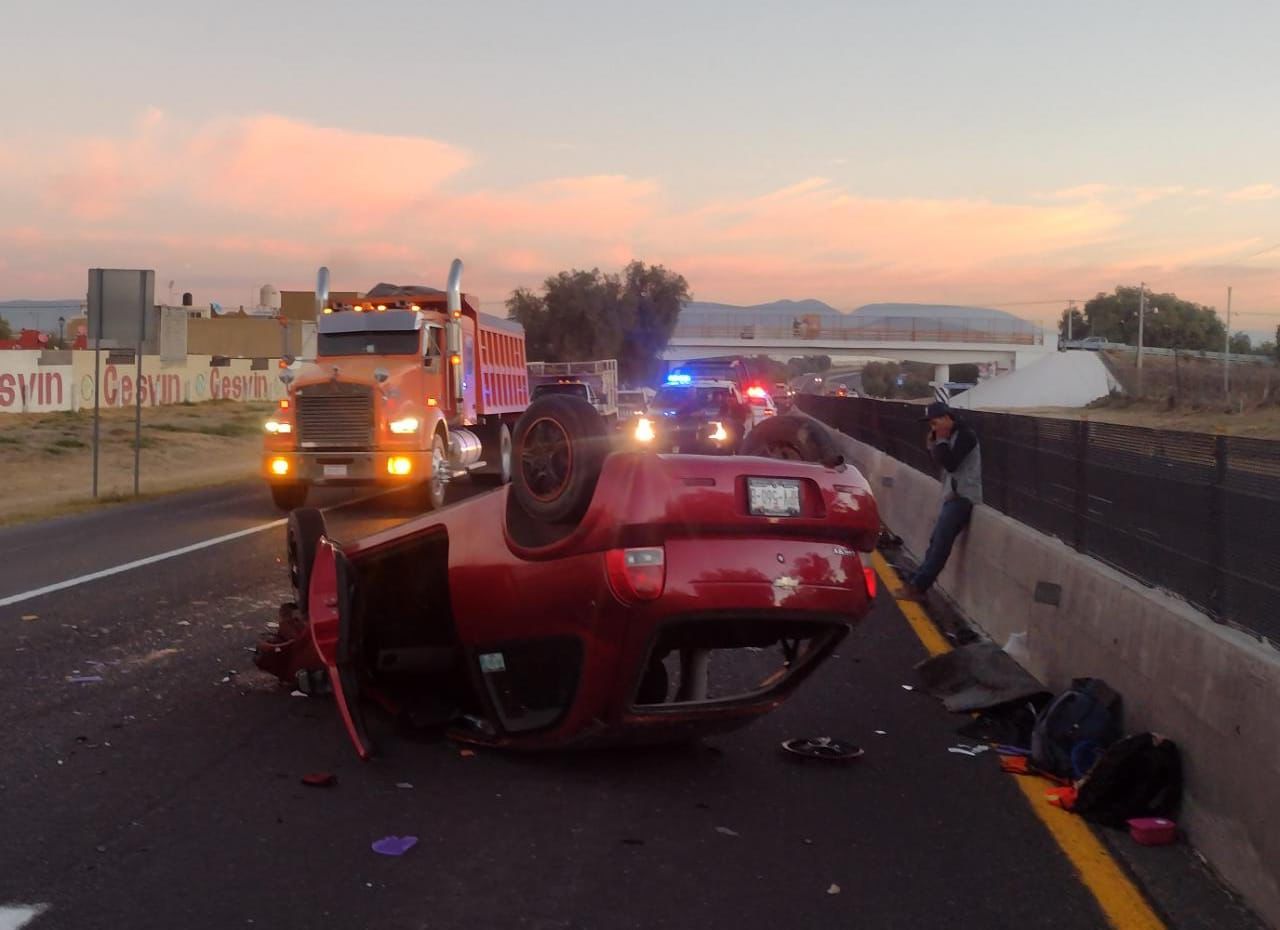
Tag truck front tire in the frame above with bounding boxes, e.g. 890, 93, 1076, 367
271, 482, 309, 511
287, 507, 327, 616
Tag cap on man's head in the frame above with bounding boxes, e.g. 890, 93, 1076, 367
919, 401, 954, 422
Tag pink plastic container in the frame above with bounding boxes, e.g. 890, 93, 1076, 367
1128, 817, 1177, 846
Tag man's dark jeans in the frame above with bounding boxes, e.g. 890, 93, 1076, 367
911, 497, 973, 592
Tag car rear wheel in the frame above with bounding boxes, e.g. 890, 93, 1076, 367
270, 482, 309, 511
740, 413, 844, 466
287, 507, 327, 616
512, 395, 608, 525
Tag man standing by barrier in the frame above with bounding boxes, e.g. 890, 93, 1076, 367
895, 401, 982, 602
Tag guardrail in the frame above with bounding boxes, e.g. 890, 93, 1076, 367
800, 393, 1280, 646
674, 313, 1044, 346
1061, 339, 1273, 364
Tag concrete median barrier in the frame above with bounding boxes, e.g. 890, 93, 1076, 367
839, 429, 1280, 929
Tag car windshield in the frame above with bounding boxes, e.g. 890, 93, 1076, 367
653, 386, 731, 408
317, 331, 419, 356
533, 382, 589, 398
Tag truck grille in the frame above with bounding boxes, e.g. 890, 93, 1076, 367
296, 383, 373, 448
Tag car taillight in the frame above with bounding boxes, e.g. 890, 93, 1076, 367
864, 565, 877, 599
606, 547, 666, 602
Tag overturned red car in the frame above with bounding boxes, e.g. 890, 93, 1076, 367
256, 396, 880, 757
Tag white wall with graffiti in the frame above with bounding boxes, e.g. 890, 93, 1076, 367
0, 351, 287, 414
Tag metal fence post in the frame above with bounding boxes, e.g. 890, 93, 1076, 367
1210, 433, 1228, 620
1073, 418, 1089, 552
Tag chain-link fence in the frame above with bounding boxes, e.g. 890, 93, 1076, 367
799, 394, 1280, 646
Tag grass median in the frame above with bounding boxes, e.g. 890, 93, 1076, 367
0, 401, 274, 525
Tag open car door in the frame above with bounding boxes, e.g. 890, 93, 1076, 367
307, 540, 375, 760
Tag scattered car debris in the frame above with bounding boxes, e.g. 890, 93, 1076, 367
21, 614, 38, 621
901, 684, 915, 691
459, 749, 476, 758
827, 884, 842, 895
394, 782, 414, 790
66, 675, 103, 684
874, 730, 888, 736
782, 737, 864, 761
715, 827, 740, 837
176, 620, 191, 626
301, 772, 337, 787
371, 835, 418, 856
289, 690, 307, 698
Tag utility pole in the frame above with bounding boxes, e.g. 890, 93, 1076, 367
1067, 300, 1076, 342
1137, 282, 1147, 397
1223, 285, 1233, 397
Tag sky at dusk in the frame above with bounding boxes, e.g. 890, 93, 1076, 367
4, 0, 1280, 334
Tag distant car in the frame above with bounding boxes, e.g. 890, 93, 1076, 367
744, 385, 778, 427
1061, 336, 1108, 351
532, 380, 599, 406
631, 375, 751, 454
617, 387, 654, 422
254, 395, 881, 756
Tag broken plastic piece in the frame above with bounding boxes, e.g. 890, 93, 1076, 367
715, 826, 740, 837
459, 749, 476, 758
22, 614, 39, 621
395, 782, 414, 790
301, 772, 337, 788
289, 690, 307, 698
827, 884, 841, 895
66, 675, 103, 684
371, 835, 418, 856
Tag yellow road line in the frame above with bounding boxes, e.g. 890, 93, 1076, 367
871, 550, 1167, 930
871, 551, 950, 658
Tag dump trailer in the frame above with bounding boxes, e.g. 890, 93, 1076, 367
262, 261, 528, 511
526, 359, 618, 419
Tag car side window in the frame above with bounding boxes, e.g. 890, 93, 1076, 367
423, 326, 442, 372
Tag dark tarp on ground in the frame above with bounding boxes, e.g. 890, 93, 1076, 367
915, 641, 1050, 713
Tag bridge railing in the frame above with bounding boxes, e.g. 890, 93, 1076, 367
674, 313, 1044, 346
800, 393, 1280, 646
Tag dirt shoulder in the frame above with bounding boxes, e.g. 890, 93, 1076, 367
996, 399, 1280, 438
0, 401, 273, 525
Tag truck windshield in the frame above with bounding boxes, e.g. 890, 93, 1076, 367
317, 332, 419, 357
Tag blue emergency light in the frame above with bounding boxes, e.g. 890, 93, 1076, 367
665, 372, 692, 385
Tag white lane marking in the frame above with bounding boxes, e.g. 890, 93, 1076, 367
0, 492, 390, 609
0, 904, 48, 930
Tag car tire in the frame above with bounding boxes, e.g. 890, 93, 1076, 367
474, 421, 512, 486
287, 507, 327, 616
740, 413, 844, 466
512, 394, 608, 525
270, 482, 309, 511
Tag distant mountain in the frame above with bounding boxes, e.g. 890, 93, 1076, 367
0, 299, 82, 331
683, 299, 844, 317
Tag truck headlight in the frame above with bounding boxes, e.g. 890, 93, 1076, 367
264, 420, 292, 434
709, 421, 729, 443
389, 416, 420, 435
635, 417, 656, 443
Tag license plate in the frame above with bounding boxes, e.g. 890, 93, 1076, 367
748, 477, 801, 517
323, 464, 348, 478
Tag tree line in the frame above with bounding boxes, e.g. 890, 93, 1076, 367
1059, 286, 1278, 359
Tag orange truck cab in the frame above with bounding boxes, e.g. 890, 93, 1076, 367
263, 260, 529, 511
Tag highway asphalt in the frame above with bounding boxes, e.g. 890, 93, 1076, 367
0, 480, 1264, 930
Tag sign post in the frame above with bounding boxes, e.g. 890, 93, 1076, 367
87, 268, 154, 498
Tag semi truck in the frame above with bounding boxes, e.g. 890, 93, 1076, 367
526, 359, 619, 420
262, 260, 529, 511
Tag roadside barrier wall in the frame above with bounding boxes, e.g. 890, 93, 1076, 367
0, 351, 286, 414
804, 403, 1280, 928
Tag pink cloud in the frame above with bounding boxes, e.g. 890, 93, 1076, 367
5, 109, 1280, 325
1224, 184, 1280, 203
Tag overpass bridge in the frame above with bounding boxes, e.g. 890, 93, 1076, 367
663, 311, 1057, 379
